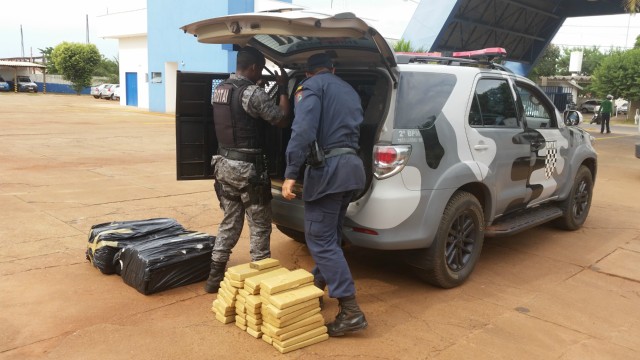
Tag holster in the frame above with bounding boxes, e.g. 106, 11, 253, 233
306, 140, 325, 168
245, 166, 272, 206
214, 181, 241, 204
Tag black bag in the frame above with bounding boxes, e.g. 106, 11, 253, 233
118, 232, 215, 295
86, 218, 185, 275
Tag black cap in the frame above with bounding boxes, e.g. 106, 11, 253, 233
307, 53, 333, 71
237, 46, 265, 68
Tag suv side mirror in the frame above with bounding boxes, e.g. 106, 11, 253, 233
563, 110, 582, 126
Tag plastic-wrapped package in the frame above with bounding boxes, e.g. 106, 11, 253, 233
118, 232, 215, 295
86, 218, 185, 275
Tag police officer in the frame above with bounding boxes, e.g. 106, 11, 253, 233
281, 53, 367, 336
205, 47, 291, 293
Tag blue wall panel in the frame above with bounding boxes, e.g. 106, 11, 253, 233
147, 0, 291, 112
147, 0, 234, 112
36, 82, 90, 94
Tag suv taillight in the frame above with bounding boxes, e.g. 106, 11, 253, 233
373, 145, 411, 179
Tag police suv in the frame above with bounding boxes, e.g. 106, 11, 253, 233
176, 11, 597, 288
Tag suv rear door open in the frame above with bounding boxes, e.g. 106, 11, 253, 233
175, 71, 228, 180
180, 11, 396, 75
176, 11, 396, 181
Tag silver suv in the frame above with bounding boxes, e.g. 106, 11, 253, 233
176, 11, 597, 288
580, 99, 602, 113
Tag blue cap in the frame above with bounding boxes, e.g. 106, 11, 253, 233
307, 53, 333, 71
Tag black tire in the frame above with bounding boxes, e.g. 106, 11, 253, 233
554, 165, 593, 230
93, 95, 99, 99
275, 224, 306, 244
410, 191, 484, 288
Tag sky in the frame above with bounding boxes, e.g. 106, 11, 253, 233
0, 0, 145, 59
1, 0, 639, 60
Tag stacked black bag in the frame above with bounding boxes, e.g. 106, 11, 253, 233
86, 218, 185, 274
86, 218, 214, 295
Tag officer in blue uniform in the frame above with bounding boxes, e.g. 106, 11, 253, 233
282, 53, 367, 337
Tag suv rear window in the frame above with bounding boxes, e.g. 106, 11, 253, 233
394, 72, 456, 129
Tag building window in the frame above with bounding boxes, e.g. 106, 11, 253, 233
151, 72, 162, 84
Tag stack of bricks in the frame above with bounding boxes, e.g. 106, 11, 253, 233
211, 259, 283, 325
211, 259, 329, 353
259, 269, 328, 353
235, 260, 290, 338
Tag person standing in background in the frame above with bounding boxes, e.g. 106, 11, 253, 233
599, 94, 613, 134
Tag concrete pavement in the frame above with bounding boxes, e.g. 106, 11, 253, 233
1, 93, 639, 359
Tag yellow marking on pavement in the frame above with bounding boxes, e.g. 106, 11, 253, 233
594, 134, 638, 141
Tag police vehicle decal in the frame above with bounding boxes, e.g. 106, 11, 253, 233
509, 128, 568, 205
417, 118, 445, 169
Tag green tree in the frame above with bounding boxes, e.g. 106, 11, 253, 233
51, 42, 101, 94
393, 39, 425, 53
38, 46, 59, 74
625, 0, 639, 12
556, 46, 607, 76
591, 48, 640, 117
634, 35, 640, 49
528, 44, 561, 81
93, 55, 119, 84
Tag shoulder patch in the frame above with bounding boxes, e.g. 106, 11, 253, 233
294, 86, 304, 104
212, 84, 233, 104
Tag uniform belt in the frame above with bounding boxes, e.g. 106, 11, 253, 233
324, 148, 357, 158
219, 148, 263, 163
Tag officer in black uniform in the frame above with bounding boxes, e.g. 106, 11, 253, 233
205, 47, 291, 293
282, 53, 367, 336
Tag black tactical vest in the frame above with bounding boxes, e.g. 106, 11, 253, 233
212, 77, 265, 149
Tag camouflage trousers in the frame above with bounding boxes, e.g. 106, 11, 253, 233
210, 155, 272, 264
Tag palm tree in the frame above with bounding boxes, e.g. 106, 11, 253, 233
625, 0, 639, 12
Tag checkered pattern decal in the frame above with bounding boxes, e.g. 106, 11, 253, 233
544, 141, 557, 179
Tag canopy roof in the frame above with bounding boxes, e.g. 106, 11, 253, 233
0, 60, 46, 69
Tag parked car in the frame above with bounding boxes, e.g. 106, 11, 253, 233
101, 84, 119, 100
580, 99, 602, 113
0, 76, 9, 91
176, 11, 597, 288
91, 84, 110, 99
7, 76, 38, 93
618, 102, 628, 115
113, 84, 120, 100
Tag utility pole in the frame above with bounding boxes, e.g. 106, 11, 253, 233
86, 14, 90, 44
20, 25, 25, 58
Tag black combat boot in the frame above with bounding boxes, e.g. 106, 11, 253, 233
314, 277, 326, 309
204, 261, 226, 293
326, 295, 368, 337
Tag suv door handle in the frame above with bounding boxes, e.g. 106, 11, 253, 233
530, 141, 544, 151
474, 144, 489, 151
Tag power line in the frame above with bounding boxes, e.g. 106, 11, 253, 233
561, 24, 640, 28
552, 43, 633, 49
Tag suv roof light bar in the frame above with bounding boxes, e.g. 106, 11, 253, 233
395, 47, 511, 73
452, 47, 507, 61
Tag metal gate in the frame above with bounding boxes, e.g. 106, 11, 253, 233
540, 86, 574, 111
